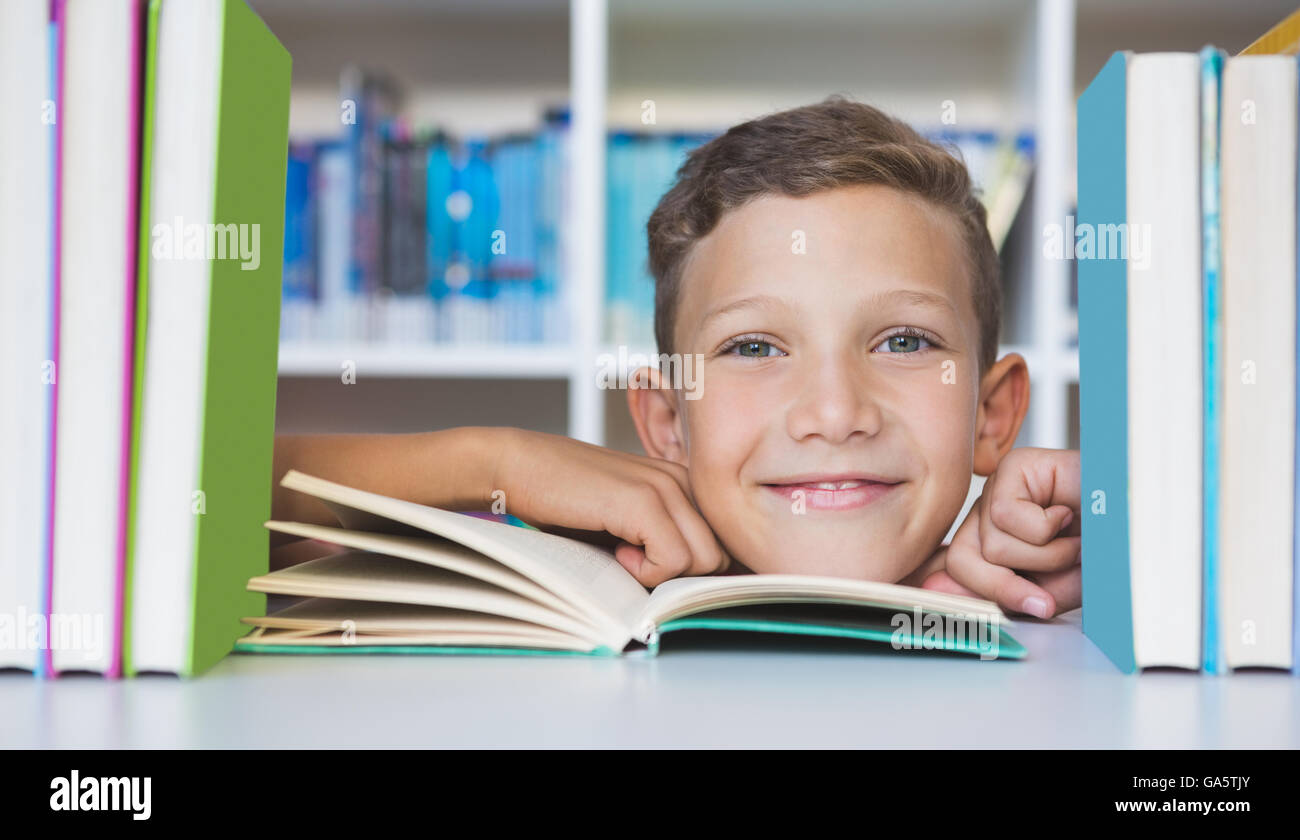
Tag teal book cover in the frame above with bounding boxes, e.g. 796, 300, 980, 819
1200, 46, 1225, 674
235, 616, 1026, 661
1078, 51, 1137, 673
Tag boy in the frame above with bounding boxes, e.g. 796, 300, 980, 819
272, 97, 1082, 620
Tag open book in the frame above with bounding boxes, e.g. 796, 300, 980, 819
235, 471, 1025, 660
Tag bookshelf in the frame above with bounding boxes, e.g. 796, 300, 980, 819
255, 0, 1296, 454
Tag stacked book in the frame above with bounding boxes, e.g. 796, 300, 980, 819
1079, 44, 1300, 673
0, 0, 289, 678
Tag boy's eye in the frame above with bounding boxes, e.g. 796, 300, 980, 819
873, 331, 933, 354
724, 338, 785, 358
735, 340, 781, 358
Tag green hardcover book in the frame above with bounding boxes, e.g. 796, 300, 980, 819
125, 0, 290, 676
234, 472, 1026, 661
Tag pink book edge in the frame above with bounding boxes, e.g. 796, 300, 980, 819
45, 0, 143, 680
108, 0, 144, 679
42, 0, 63, 680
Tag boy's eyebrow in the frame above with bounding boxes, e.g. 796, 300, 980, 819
700, 288, 956, 331
698, 294, 793, 330
862, 288, 958, 314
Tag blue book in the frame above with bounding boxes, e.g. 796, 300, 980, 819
535, 113, 566, 342
282, 142, 316, 301
459, 138, 501, 342
425, 137, 455, 304
1079, 51, 1205, 673
314, 139, 354, 340
605, 132, 633, 343
1200, 47, 1226, 674
1077, 52, 1136, 673
340, 68, 398, 302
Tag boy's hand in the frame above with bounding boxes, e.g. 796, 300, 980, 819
491, 428, 730, 588
921, 448, 1081, 619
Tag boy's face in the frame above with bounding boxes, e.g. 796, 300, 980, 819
636, 184, 1006, 581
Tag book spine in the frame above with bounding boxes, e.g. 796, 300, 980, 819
1294, 52, 1300, 677
108, 0, 144, 681
1200, 47, 1225, 674
123, 0, 162, 679
1078, 52, 1137, 673
38, 0, 65, 680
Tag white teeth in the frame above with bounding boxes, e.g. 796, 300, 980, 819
811, 481, 864, 490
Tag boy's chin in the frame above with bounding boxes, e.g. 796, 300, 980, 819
728, 539, 924, 584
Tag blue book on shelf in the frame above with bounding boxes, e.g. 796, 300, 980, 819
283, 142, 316, 301
1077, 52, 1136, 673
460, 138, 501, 307
1200, 46, 1226, 675
605, 132, 632, 327
425, 138, 455, 303
535, 116, 565, 340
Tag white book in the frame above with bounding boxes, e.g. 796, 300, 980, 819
0, 0, 55, 673
50, 0, 141, 675
1219, 55, 1297, 669
1125, 53, 1203, 669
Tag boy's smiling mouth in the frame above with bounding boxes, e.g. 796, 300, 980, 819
761, 473, 903, 512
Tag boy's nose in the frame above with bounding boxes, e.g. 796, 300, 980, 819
785, 359, 883, 444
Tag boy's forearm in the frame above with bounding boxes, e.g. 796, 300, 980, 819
270, 427, 506, 536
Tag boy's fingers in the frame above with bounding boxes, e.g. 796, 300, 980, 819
944, 540, 1060, 619
613, 541, 648, 579
979, 490, 1080, 571
648, 478, 730, 577
1025, 566, 1082, 614
980, 529, 1082, 573
984, 448, 1081, 544
640, 457, 695, 502
986, 494, 1075, 546
918, 569, 981, 599
606, 486, 695, 587
629, 463, 728, 578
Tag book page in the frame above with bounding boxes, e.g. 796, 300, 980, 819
240, 598, 594, 651
279, 471, 650, 646
246, 550, 608, 646
637, 574, 1010, 643
265, 519, 592, 628
240, 629, 592, 651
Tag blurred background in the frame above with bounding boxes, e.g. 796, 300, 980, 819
252, 0, 1297, 461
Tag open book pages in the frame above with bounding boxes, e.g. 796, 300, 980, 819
240, 470, 1017, 657
241, 598, 589, 651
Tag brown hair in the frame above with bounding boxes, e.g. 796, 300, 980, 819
646, 95, 1001, 372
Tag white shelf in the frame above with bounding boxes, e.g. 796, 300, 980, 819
263, 0, 1081, 447
278, 342, 574, 379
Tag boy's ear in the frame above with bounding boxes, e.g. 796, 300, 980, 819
972, 352, 1030, 476
627, 366, 688, 464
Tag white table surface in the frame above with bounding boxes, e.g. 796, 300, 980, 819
3, 609, 1297, 748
